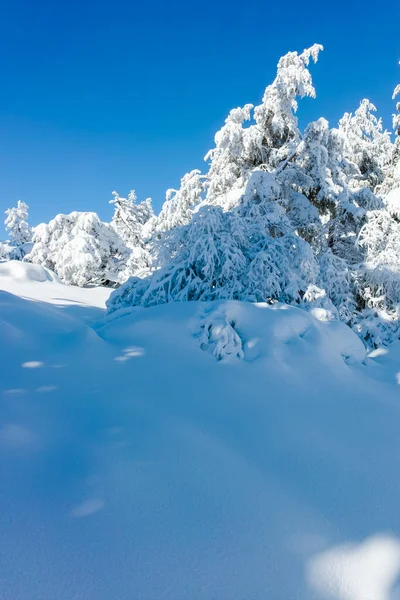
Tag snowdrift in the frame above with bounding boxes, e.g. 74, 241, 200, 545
2, 271, 400, 600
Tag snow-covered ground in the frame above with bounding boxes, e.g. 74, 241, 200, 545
2, 260, 400, 600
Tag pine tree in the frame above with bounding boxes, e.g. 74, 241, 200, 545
110, 190, 155, 280
339, 99, 393, 190
380, 67, 400, 195
155, 170, 206, 232
5, 201, 32, 246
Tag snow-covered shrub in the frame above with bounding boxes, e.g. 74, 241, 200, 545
26, 212, 129, 286
196, 308, 244, 361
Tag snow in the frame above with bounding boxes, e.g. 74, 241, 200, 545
0, 260, 110, 320
2, 266, 400, 599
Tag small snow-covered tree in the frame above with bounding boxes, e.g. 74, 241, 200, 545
5, 201, 32, 246
110, 190, 153, 247
353, 210, 400, 346
380, 68, 400, 195
339, 99, 392, 190
0, 241, 8, 260
110, 190, 154, 279
392, 72, 400, 172
26, 212, 129, 287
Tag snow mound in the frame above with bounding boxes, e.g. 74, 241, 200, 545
190, 301, 366, 365
0, 259, 59, 283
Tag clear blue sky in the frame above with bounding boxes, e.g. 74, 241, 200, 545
0, 0, 399, 232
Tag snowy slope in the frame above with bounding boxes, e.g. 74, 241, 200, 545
1, 262, 400, 600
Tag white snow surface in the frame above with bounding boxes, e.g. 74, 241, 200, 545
2, 261, 400, 599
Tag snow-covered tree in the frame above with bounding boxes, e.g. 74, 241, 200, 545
110, 190, 153, 246
155, 170, 206, 232
253, 43, 323, 168
5, 201, 32, 246
110, 190, 154, 278
317, 249, 356, 322
107, 170, 321, 313
107, 206, 247, 311
339, 99, 393, 190
380, 68, 400, 195
26, 212, 129, 287
203, 104, 254, 205
392, 71, 400, 174
353, 210, 400, 346
201, 44, 323, 212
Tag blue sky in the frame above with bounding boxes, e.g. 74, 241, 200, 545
0, 0, 399, 232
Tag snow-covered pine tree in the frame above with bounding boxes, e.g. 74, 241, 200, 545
353, 210, 400, 346
110, 190, 153, 246
110, 190, 154, 279
155, 170, 207, 233
339, 99, 393, 190
236, 170, 320, 305
380, 69, 400, 213
390, 69, 400, 187
203, 104, 254, 207
346, 69, 400, 347
202, 44, 324, 212
4, 201, 32, 258
107, 206, 247, 311
26, 211, 129, 287
253, 43, 323, 169
107, 169, 322, 314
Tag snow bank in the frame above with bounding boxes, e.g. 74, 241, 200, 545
0, 259, 110, 318
1, 274, 400, 600
0, 259, 59, 282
